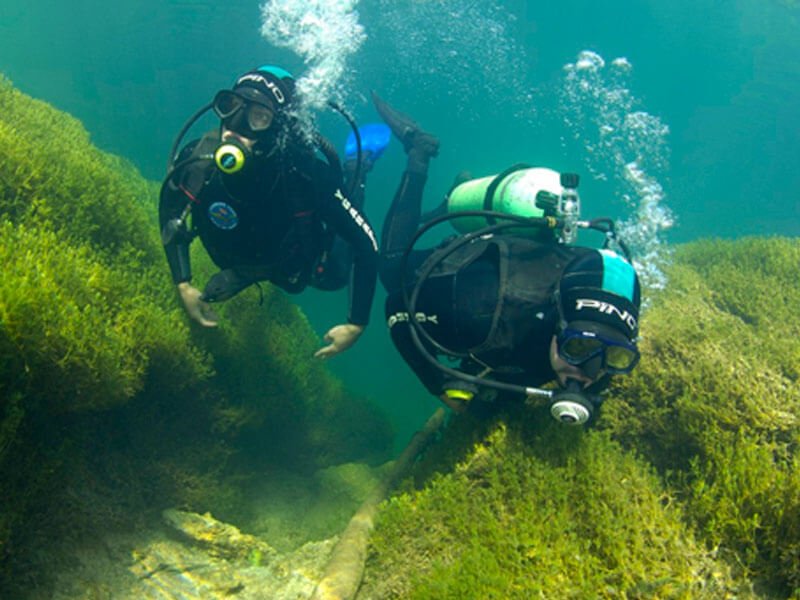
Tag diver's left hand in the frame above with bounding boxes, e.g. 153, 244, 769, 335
314, 323, 365, 359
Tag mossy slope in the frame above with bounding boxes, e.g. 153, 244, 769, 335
603, 237, 800, 595
362, 415, 747, 599
362, 236, 799, 599
0, 76, 392, 595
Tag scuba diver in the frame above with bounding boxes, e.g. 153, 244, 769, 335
372, 92, 642, 424
159, 66, 384, 359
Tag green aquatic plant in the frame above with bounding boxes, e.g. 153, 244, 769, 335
0, 75, 393, 595
0, 220, 211, 412
601, 236, 800, 595
0, 73, 206, 413
0, 76, 158, 261
362, 415, 749, 599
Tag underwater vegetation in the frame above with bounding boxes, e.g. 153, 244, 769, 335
603, 237, 800, 595
0, 76, 392, 595
1, 75, 798, 599
362, 418, 744, 599
360, 236, 800, 599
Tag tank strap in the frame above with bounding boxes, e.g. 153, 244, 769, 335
482, 163, 532, 224
421, 237, 506, 357
427, 236, 492, 277
466, 238, 510, 356
467, 239, 591, 357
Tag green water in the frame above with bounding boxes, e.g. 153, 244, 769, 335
2, 0, 798, 447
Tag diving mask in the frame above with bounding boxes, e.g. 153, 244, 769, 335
213, 90, 275, 134
557, 327, 640, 375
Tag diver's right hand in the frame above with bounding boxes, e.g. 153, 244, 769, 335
177, 282, 219, 327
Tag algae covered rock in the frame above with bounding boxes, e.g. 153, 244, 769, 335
46, 509, 337, 600
0, 76, 392, 598
361, 416, 750, 599
360, 236, 799, 599
602, 237, 800, 594
162, 508, 280, 563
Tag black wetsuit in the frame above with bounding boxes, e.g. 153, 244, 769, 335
159, 132, 378, 325
380, 171, 592, 396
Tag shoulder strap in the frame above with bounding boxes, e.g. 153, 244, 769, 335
468, 238, 587, 356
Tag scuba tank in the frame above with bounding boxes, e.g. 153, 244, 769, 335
446, 165, 580, 242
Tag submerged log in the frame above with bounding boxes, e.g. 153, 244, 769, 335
311, 408, 446, 600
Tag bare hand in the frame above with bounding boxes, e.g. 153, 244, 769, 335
314, 323, 364, 359
177, 282, 219, 327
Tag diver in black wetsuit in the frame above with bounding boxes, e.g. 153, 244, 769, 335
372, 93, 642, 423
159, 66, 379, 359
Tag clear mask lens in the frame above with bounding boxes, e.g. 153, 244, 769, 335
213, 91, 244, 119
246, 103, 274, 132
560, 336, 604, 362
605, 345, 638, 371
558, 329, 639, 374
214, 91, 274, 134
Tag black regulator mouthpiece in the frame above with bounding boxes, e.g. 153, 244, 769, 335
549, 379, 596, 425
214, 140, 250, 174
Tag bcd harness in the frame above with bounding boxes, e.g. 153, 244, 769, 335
169, 131, 329, 294
420, 235, 592, 364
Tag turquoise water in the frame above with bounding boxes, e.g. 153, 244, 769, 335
2, 0, 798, 447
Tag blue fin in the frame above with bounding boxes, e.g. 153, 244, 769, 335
345, 123, 391, 162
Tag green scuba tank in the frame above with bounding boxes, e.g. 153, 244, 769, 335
446, 166, 565, 236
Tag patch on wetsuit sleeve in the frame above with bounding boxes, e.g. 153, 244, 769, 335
208, 202, 239, 230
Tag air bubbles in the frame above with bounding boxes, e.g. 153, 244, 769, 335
611, 57, 632, 72
370, 0, 534, 123
560, 50, 673, 297
260, 0, 366, 139
574, 50, 605, 72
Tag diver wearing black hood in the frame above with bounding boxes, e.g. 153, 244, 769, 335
371, 93, 642, 423
159, 66, 379, 358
